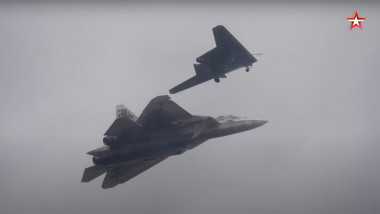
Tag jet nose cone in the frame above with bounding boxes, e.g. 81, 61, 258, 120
249, 120, 268, 129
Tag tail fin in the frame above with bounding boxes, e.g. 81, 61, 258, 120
81, 166, 107, 183
116, 104, 138, 121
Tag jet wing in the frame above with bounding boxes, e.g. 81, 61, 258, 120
101, 157, 167, 189
136, 95, 192, 128
212, 25, 257, 64
213, 25, 237, 48
169, 72, 213, 94
104, 115, 140, 136
196, 25, 256, 73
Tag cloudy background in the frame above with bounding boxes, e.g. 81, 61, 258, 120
1, 1, 379, 214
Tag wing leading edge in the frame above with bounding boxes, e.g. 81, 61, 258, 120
136, 95, 192, 128
169, 72, 213, 94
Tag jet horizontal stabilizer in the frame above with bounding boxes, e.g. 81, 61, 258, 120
101, 157, 167, 189
81, 166, 107, 183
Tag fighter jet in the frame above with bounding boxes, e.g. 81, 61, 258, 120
169, 25, 258, 94
82, 95, 267, 188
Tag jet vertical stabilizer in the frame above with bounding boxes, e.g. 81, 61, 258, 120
116, 104, 138, 121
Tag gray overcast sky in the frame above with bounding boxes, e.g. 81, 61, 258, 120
1, 2, 379, 214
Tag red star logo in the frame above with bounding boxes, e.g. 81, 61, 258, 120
346, 11, 366, 30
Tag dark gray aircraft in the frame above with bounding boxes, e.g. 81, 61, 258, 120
169, 25, 258, 94
82, 96, 267, 188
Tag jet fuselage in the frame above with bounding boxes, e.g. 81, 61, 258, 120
82, 96, 267, 188
92, 117, 266, 167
